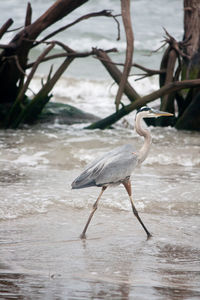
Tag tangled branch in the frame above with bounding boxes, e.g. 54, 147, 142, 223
35, 10, 121, 47
115, 0, 133, 110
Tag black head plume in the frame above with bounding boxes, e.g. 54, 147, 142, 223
136, 106, 151, 114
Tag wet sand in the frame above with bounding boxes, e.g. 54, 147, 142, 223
1, 207, 200, 300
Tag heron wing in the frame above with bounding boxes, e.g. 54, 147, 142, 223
72, 144, 138, 189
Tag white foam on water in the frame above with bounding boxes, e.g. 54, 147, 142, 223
67, 37, 126, 53
146, 153, 200, 167
13, 151, 49, 166
28, 74, 160, 120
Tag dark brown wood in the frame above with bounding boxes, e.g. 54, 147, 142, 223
175, 90, 200, 130
184, 0, 200, 58
174, 0, 200, 130
0, 0, 88, 103
95, 49, 140, 102
0, 18, 13, 39
25, 2, 32, 27
183, 0, 200, 80
160, 49, 177, 113
38, 10, 118, 45
26, 0, 88, 39
115, 0, 134, 110
157, 48, 177, 127
27, 47, 117, 69
1, 0, 200, 130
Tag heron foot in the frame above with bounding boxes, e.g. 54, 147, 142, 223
80, 233, 86, 240
146, 232, 152, 240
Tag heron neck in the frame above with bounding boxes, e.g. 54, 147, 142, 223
135, 114, 152, 164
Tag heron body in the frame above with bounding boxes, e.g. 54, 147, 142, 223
72, 144, 137, 189
72, 106, 173, 239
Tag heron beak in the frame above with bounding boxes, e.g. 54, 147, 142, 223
153, 110, 174, 117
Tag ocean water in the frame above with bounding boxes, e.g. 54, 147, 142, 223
1, 1, 200, 299
0, 124, 199, 219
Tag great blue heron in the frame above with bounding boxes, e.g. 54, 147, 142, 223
72, 106, 173, 239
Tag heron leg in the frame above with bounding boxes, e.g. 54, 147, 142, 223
123, 180, 152, 239
80, 186, 107, 239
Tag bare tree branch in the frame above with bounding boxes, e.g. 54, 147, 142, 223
95, 55, 166, 81
16, 43, 55, 103
94, 48, 140, 102
0, 18, 13, 39
26, 46, 117, 68
10, 55, 26, 75
0, 43, 16, 49
25, 2, 32, 27
115, 0, 134, 110
12, 54, 76, 128
4, 42, 55, 127
35, 10, 121, 46
163, 27, 190, 59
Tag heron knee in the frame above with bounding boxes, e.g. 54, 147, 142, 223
92, 203, 98, 210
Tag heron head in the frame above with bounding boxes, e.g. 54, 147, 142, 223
136, 106, 174, 118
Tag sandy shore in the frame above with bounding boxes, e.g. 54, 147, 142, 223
0, 207, 200, 299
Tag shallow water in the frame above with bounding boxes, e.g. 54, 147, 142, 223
0, 125, 200, 299
0, 207, 200, 300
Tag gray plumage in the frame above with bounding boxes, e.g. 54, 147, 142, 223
72, 144, 138, 189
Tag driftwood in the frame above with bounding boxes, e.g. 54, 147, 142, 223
0, 19, 13, 39
115, 0, 134, 110
0, 1, 119, 128
37, 10, 121, 45
0, 0, 200, 130
0, 0, 89, 103
94, 49, 140, 102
